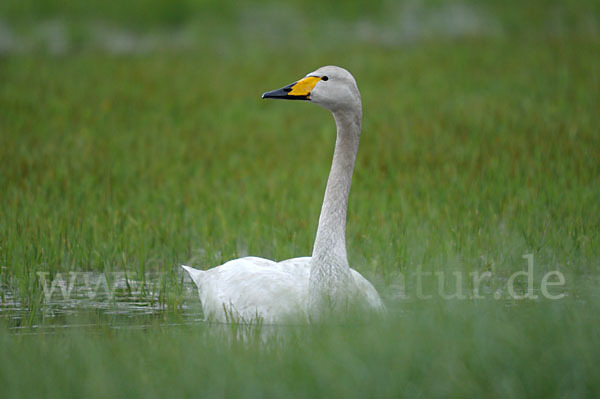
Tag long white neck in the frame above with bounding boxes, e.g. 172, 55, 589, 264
310, 107, 361, 275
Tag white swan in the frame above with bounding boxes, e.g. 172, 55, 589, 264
182, 66, 384, 324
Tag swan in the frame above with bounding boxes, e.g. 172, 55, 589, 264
182, 66, 384, 324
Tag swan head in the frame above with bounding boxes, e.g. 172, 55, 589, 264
262, 66, 361, 113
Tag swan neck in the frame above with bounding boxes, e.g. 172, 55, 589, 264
311, 109, 361, 267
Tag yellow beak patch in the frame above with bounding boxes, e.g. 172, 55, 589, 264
288, 76, 321, 97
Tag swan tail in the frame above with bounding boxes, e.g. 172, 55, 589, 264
181, 265, 205, 288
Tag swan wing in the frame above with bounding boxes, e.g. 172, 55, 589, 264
183, 257, 310, 324
350, 269, 385, 311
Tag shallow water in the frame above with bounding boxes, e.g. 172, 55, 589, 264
0, 272, 204, 332
0, 269, 580, 333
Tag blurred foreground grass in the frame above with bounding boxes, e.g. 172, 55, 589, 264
1, 297, 600, 397
0, 0, 599, 397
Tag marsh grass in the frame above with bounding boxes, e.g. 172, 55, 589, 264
1, 297, 600, 397
1, 0, 599, 396
2, 42, 597, 303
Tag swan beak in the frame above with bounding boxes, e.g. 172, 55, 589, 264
262, 76, 321, 101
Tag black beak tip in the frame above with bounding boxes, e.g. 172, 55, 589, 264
262, 90, 280, 99
261, 86, 307, 101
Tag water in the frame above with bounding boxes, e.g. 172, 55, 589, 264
1, 269, 579, 333
0, 272, 204, 332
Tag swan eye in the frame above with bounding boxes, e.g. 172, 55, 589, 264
321, 76, 329, 81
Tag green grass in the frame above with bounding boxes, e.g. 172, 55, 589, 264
1, 298, 600, 397
1, 0, 600, 397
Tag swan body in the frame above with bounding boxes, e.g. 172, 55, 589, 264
182, 257, 382, 324
182, 66, 384, 324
